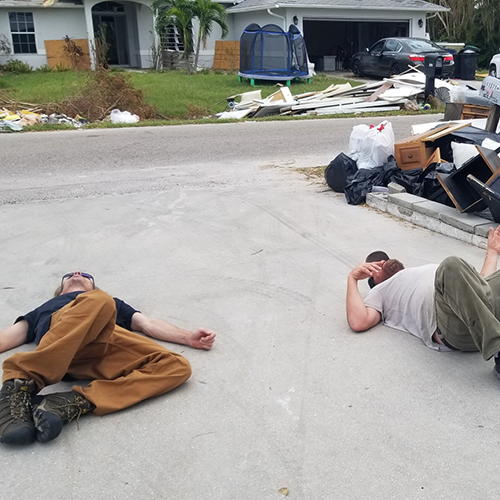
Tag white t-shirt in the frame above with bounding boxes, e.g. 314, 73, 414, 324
363, 264, 439, 349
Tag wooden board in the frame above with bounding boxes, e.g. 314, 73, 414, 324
423, 147, 442, 170
212, 41, 239, 71
44, 39, 90, 70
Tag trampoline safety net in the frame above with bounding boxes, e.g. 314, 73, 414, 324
239, 23, 309, 81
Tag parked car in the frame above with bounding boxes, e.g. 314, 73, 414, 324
351, 37, 455, 78
489, 53, 500, 77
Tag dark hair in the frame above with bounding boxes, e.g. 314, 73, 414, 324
380, 259, 405, 281
368, 259, 404, 288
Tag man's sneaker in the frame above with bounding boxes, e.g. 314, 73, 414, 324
33, 390, 95, 442
494, 357, 500, 381
0, 379, 37, 445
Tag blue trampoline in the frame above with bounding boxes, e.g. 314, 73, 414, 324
239, 23, 310, 85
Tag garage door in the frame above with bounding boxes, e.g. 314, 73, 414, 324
303, 19, 409, 70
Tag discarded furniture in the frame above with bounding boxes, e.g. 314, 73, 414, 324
239, 24, 310, 86
443, 103, 491, 121
436, 145, 500, 212
394, 122, 470, 171
467, 174, 500, 222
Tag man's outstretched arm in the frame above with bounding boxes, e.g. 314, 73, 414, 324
0, 320, 28, 353
346, 262, 382, 332
481, 226, 500, 276
130, 313, 216, 350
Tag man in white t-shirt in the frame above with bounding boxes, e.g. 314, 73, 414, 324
346, 226, 500, 378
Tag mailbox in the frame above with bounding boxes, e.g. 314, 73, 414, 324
424, 54, 443, 78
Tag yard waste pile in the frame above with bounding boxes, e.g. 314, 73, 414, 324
215, 68, 481, 120
0, 70, 153, 131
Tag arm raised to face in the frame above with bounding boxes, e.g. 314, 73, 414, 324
346, 262, 382, 332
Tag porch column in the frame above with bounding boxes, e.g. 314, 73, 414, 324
83, 0, 96, 69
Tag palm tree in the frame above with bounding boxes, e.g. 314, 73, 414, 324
193, 0, 228, 71
153, 0, 195, 73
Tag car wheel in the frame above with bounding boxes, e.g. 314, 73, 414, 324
490, 65, 497, 78
352, 60, 364, 77
390, 63, 402, 76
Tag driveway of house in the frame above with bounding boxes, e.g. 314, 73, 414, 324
0, 118, 498, 500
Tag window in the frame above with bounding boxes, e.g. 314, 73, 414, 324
385, 40, 402, 53
370, 41, 385, 53
162, 24, 186, 52
9, 12, 36, 54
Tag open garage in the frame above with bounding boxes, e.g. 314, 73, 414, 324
303, 19, 410, 71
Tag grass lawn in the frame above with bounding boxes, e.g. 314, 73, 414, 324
0, 70, 362, 120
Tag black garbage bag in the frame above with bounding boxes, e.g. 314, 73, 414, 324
415, 162, 455, 206
389, 162, 455, 207
390, 167, 422, 193
324, 153, 358, 192
344, 156, 399, 205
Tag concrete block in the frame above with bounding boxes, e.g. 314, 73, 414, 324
388, 182, 406, 194
388, 201, 413, 222
412, 200, 453, 218
388, 192, 426, 210
475, 222, 498, 238
439, 223, 473, 244
472, 234, 488, 249
412, 211, 442, 233
440, 211, 492, 234
366, 192, 388, 212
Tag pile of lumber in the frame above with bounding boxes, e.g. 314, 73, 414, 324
216, 69, 462, 120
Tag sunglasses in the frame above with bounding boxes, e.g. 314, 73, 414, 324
61, 272, 95, 288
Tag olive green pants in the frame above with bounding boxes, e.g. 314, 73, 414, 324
435, 256, 500, 360
3, 290, 192, 415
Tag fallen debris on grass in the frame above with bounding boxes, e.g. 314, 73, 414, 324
215, 68, 480, 120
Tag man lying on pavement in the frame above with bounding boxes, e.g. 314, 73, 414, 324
346, 226, 500, 378
0, 271, 215, 445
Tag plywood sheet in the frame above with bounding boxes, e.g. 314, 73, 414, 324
44, 39, 91, 70
212, 41, 239, 71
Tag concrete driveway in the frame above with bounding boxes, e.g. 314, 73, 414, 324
1, 121, 499, 499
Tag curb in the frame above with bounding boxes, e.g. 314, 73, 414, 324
366, 192, 499, 249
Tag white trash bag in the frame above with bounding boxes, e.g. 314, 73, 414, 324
347, 124, 370, 161
110, 109, 140, 124
356, 121, 395, 170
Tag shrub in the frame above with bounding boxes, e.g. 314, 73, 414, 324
1, 59, 33, 73
36, 64, 53, 73
54, 62, 71, 72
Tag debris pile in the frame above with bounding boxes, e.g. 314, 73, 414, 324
215, 69, 478, 120
0, 108, 87, 131
0, 70, 154, 131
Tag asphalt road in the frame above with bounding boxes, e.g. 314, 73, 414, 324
2, 115, 499, 500
1, 115, 437, 204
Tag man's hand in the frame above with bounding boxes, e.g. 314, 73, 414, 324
487, 226, 500, 254
348, 261, 384, 281
188, 328, 216, 350
481, 226, 500, 276
131, 313, 216, 350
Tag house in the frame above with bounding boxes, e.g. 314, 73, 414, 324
0, 0, 157, 69
0, 0, 448, 70
225, 0, 450, 71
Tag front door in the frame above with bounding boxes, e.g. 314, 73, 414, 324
93, 4, 130, 66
